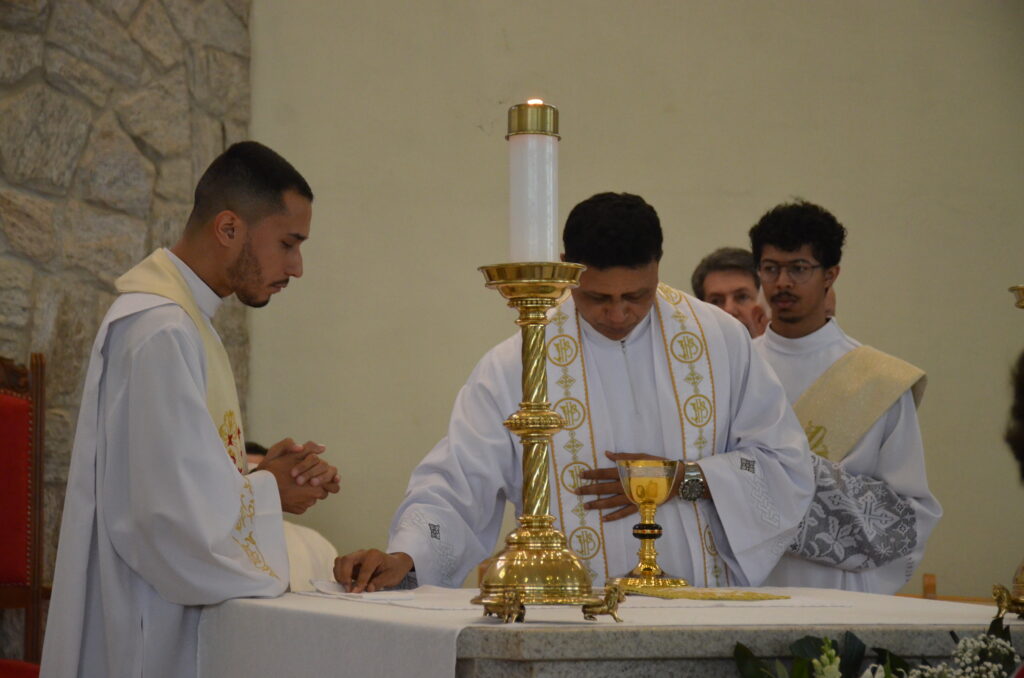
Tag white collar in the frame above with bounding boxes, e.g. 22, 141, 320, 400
164, 248, 223, 319
762, 317, 845, 355
579, 307, 653, 348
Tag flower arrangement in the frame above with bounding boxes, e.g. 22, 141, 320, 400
734, 617, 1022, 678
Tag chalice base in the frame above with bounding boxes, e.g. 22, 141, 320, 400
608, 574, 690, 592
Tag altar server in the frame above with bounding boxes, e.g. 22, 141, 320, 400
336, 192, 814, 592
41, 142, 340, 678
750, 200, 941, 593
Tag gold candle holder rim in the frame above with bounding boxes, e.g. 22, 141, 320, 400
479, 263, 585, 298
479, 261, 584, 277
506, 101, 559, 139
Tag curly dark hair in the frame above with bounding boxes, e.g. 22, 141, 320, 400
748, 200, 847, 269
1006, 350, 1024, 482
563, 192, 662, 269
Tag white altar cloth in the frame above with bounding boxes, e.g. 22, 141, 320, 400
197, 586, 1016, 678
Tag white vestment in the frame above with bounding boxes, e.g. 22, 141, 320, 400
388, 287, 814, 588
282, 522, 338, 592
755, 320, 942, 593
41, 251, 289, 678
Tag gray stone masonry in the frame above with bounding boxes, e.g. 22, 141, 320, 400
0, 0, 253, 659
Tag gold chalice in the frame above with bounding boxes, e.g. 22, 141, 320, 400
608, 459, 689, 590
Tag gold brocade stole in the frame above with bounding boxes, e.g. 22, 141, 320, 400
115, 249, 247, 473
115, 249, 278, 579
546, 283, 728, 585
795, 345, 926, 462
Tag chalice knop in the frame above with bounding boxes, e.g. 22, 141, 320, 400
608, 459, 689, 590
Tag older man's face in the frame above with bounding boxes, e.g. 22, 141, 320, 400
702, 270, 766, 337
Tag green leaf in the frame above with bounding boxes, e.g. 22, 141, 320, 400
790, 658, 812, 678
734, 642, 774, 678
988, 614, 1012, 642
790, 635, 825, 660
772, 659, 790, 678
872, 647, 911, 674
838, 631, 866, 678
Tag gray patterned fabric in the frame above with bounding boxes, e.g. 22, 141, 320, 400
790, 455, 917, 571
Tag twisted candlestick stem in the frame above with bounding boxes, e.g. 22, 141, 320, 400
517, 301, 553, 517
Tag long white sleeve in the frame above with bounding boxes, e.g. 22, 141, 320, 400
695, 310, 815, 586
387, 337, 521, 587
101, 307, 289, 604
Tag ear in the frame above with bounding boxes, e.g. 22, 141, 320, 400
211, 210, 243, 248
824, 264, 840, 288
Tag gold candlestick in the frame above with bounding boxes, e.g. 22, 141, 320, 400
470, 262, 622, 623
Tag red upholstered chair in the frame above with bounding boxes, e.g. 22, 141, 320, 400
0, 659, 39, 677
0, 354, 44, 663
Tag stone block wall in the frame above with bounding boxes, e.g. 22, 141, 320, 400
0, 0, 252, 658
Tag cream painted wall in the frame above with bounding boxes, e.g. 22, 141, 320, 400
248, 0, 1024, 597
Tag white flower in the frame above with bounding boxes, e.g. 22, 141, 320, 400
813, 638, 842, 678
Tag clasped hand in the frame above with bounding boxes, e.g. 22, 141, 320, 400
257, 437, 340, 514
573, 451, 677, 522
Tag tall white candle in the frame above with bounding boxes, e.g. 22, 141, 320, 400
507, 100, 559, 262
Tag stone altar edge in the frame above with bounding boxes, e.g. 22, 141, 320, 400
455, 622, 1024, 661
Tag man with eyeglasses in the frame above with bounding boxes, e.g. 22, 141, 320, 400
748, 200, 941, 594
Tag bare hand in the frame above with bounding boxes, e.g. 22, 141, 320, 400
257, 441, 331, 514
575, 451, 674, 522
288, 440, 340, 491
742, 304, 769, 338
259, 438, 340, 491
334, 549, 413, 593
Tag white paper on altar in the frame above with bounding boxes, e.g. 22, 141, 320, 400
306, 582, 851, 611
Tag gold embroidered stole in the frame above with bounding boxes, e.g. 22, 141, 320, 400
546, 283, 731, 586
116, 250, 278, 579
795, 345, 926, 462
115, 249, 247, 472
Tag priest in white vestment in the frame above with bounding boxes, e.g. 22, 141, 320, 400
41, 143, 340, 678
749, 200, 941, 594
335, 192, 814, 592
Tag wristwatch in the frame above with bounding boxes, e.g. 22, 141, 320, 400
678, 462, 710, 501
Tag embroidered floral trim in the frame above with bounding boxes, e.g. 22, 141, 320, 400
232, 477, 279, 579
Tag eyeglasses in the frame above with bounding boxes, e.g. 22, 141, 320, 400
758, 262, 823, 284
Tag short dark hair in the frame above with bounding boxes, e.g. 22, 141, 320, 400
563, 192, 662, 269
691, 247, 759, 301
187, 141, 313, 231
1006, 350, 1024, 483
748, 200, 846, 269
245, 441, 268, 457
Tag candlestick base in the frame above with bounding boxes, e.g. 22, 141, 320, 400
471, 514, 615, 621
